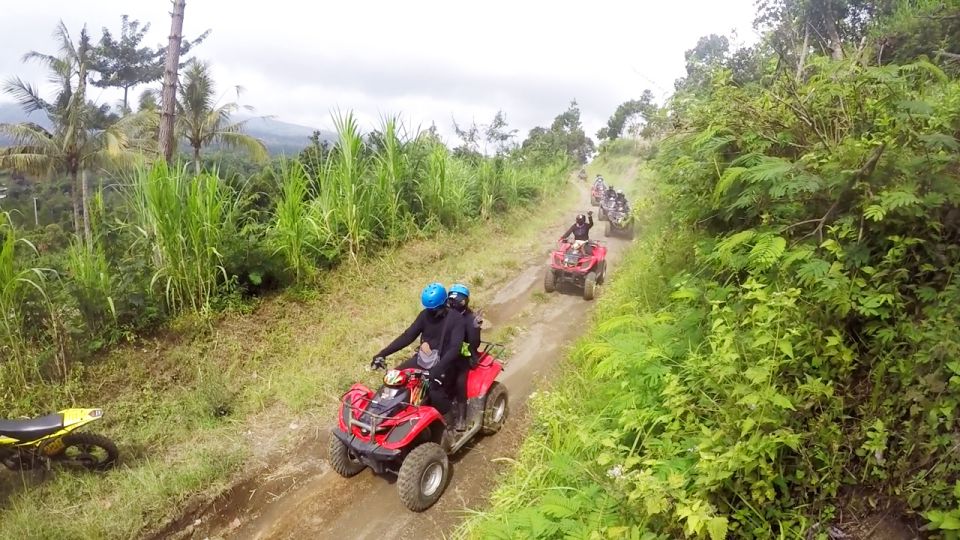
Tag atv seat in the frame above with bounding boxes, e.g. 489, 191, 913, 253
0, 413, 64, 442
566, 242, 594, 257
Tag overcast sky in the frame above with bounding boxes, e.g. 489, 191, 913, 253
0, 0, 758, 144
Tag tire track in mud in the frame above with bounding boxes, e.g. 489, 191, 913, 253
156, 175, 636, 540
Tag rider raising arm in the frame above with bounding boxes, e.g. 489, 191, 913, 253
559, 211, 594, 242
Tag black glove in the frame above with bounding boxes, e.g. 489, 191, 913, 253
371, 356, 386, 370
588, 210, 593, 216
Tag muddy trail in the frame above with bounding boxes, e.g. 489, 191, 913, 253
156, 175, 636, 540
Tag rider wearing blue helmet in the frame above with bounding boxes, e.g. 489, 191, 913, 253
446, 283, 483, 430
447, 283, 481, 363
371, 282, 465, 415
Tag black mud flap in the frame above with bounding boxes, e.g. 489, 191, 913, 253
332, 429, 401, 474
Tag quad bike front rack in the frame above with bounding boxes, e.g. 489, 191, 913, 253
340, 374, 431, 435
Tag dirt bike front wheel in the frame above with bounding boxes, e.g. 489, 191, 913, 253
54, 433, 118, 471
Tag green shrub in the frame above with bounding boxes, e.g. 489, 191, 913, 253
124, 162, 243, 315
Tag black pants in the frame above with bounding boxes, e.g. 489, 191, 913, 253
455, 359, 471, 403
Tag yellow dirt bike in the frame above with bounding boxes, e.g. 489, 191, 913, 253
0, 408, 118, 472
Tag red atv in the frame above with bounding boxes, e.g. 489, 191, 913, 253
329, 343, 509, 512
544, 240, 608, 300
590, 182, 605, 206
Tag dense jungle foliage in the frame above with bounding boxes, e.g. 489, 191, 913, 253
470, 1, 960, 538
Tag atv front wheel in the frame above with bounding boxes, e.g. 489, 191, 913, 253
583, 271, 598, 301
482, 381, 509, 435
56, 433, 118, 471
544, 270, 556, 293
328, 435, 365, 477
398, 442, 449, 511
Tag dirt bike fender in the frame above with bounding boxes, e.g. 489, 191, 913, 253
60, 408, 104, 430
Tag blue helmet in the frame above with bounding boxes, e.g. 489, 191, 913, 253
420, 282, 447, 310
449, 283, 470, 298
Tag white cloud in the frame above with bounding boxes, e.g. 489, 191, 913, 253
0, 0, 759, 142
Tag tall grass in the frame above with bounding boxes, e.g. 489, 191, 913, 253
269, 112, 570, 282
125, 162, 241, 315
322, 112, 375, 261
271, 159, 330, 280
420, 144, 469, 227
64, 237, 115, 332
0, 213, 51, 388
373, 117, 414, 241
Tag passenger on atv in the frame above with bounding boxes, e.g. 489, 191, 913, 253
371, 283, 465, 417
615, 189, 628, 206
446, 283, 483, 431
559, 211, 595, 255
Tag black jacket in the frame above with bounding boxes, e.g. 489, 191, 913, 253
377, 308, 466, 375
561, 214, 594, 241
460, 309, 482, 364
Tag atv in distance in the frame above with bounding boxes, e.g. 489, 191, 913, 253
604, 202, 634, 239
544, 240, 607, 300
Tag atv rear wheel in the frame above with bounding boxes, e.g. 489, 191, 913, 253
597, 261, 607, 285
583, 271, 598, 301
398, 442, 449, 512
604, 221, 612, 237
626, 225, 635, 240
599, 208, 608, 221
482, 382, 509, 435
328, 435, 365, 477
590, 195, 599, 206
56, 433, 118, 471
544, 270, 556, 293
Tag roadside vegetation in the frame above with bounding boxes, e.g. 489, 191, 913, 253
468, 1, 960, 538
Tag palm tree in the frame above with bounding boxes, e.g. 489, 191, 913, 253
158, 0, 186, 165
0, 22, 145, 241
176, 61, 267, 173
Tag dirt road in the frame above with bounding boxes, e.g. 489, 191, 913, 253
158, 173, 636, 540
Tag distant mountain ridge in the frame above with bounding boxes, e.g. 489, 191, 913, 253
235, 115, 335, 155
0, 103, 333, 155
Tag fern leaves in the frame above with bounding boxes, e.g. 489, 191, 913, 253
713, 155, 825, 210
749, 234, 786, 270
742, 157, 793, 185
713, 166, 746, 204
712, 230, 787, 272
